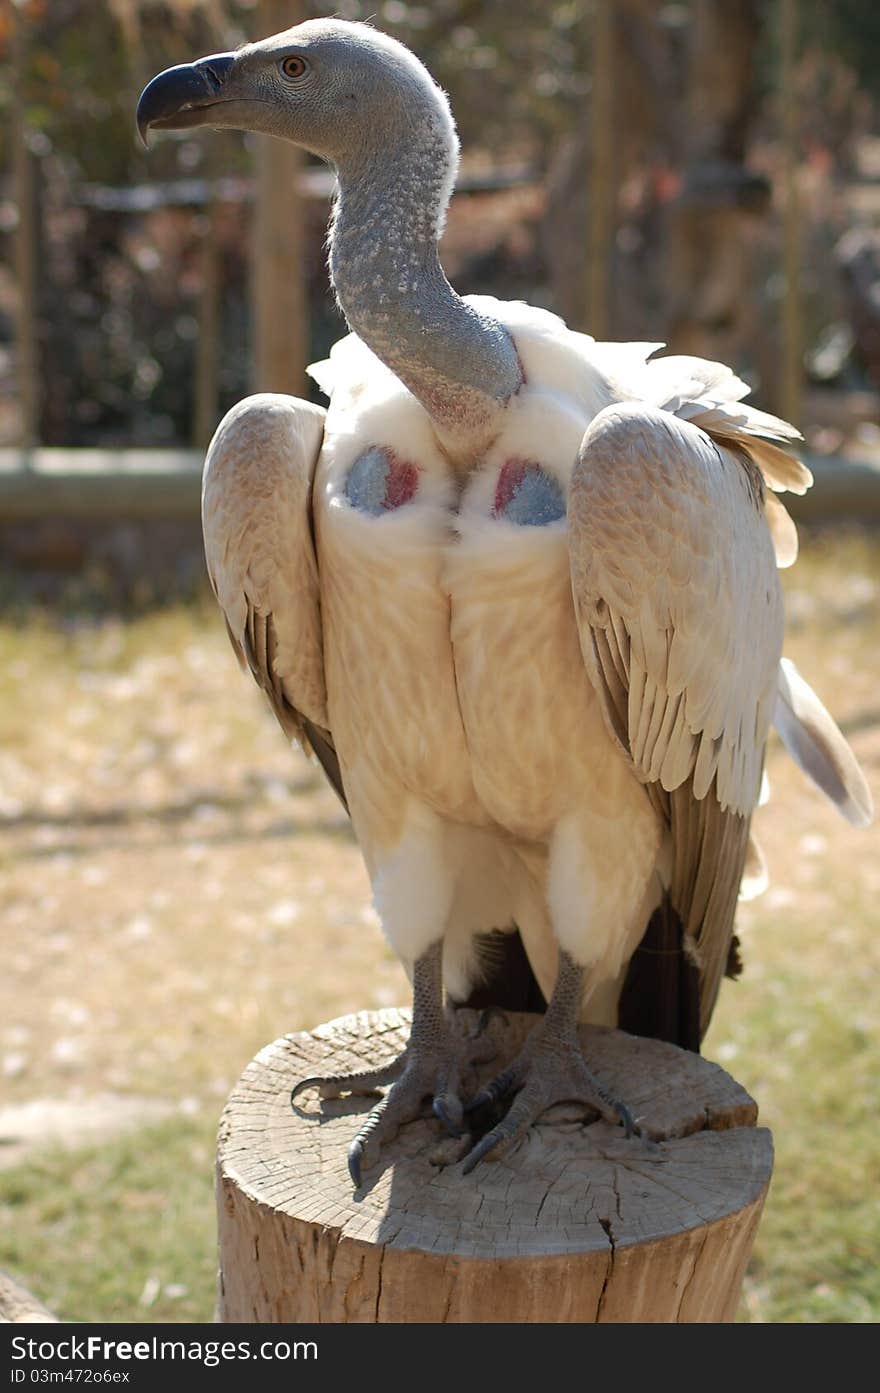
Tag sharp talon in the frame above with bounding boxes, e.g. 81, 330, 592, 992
616, 1102, 636, 1139
464, 1067, 517, 1114
461, 1129, 502, 1175
290, 1075, 324, 1107
348, 1139, 364, 1187
433, 1096, 464, 1138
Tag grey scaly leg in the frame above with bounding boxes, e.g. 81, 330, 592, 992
460, 950, 635, 1174
291, 940, 494, 1186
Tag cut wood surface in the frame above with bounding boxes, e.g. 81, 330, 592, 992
217, 1008, 773, 1323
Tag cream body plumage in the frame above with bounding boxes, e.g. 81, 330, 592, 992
310, 294, 777, 1020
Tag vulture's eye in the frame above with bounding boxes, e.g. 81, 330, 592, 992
280, 55, 308, 81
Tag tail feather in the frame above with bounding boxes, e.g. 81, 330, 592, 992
774, 658, 874, 828
617, 897, 702, 1052
740, 832, 768, 901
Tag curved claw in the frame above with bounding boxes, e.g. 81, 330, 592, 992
464, 1065, 519, 1114
346, 1095, 389, 1187
589, 1078, 637, 1137
616, 1101, 636, 1139
290, 1074, 328, 1107
433, 1095, 464, 1138
461, 1127, 504, 1175
348, 1137, 365, 1188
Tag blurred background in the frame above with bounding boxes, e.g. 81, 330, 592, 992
0, 0, 878, 1324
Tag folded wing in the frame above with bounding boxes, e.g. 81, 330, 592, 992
569, 403, 784, 1043
202, 393, 345, 806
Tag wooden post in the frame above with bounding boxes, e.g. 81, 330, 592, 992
216, 1008, 772, 1323
779, 0, 802, 425
10, 0, 39, 449
587, 0, 615, 337
251, 0, 307, 397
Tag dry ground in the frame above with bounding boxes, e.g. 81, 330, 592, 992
0, 527, 878, 1322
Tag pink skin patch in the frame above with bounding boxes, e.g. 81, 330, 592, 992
494, 458, 530, 516
383, 454, 419, 510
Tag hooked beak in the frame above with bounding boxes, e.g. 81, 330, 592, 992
136, 53, 236, 146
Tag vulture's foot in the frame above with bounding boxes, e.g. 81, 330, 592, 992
290, 942, 499, 1186
344, 1026, 478, 1186
460, 1035, 634, 1173
460, 951, 635, 1174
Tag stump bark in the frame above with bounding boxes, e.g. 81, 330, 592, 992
216, 1008, 772, 1323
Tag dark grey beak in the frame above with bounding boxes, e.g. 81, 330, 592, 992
136, 53, 235, 146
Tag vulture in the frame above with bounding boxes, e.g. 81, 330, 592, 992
137, 20, 873, 1184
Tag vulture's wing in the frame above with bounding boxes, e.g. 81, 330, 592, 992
640, 354, 872, 822
640, 351, 811, 570
202, 394, 346, 808
569, 403, 784, 1045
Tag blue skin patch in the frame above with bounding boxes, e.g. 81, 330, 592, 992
502, 466, 566, 526
345, 447, 390, 515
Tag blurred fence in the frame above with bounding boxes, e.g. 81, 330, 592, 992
3, 1, 880, 510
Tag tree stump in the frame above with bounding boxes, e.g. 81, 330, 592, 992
216, 1008, 772, 1323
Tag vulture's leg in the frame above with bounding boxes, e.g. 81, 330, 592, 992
291, 941, 494, 1185
460, 950, 635, 1174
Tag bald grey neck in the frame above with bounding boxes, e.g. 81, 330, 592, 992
328, 114, 522, 460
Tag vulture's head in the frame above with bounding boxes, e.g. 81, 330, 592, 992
136, 18, 458, 173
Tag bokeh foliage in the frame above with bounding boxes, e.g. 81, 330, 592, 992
1, 1, 880, 443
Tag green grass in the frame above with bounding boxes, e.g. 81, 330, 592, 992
0, 1118, 219, 1324
709, 919, 880, 1322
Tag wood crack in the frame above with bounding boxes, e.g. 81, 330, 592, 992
595, 1214, 615, 1322
675, 1228, 709, 1321
373, 1249, 385, 1322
